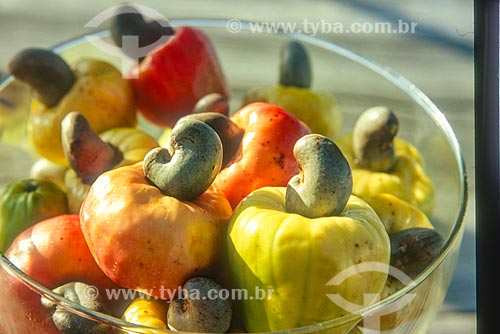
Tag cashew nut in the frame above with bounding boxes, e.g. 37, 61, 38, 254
279, 40, 312, 89
286, 134, 352, 218
193, 93, 229, 116
167, 277, 232, 333
143, 118, 222, 201
61, 112, 122, 184
352, 106, 399, 172
41, 282, 111, 334
8, 48, 75, 107
110, 3, 174, 61
185, 112, 243, 167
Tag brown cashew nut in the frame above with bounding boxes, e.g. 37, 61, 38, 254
193, 93, 229, 116
110, 3, 174, 61
61, 112, 123, 185
390, 227, 444, 279
184, 112, 243, 167
352, 106, 399, 172
143, 118, 222, 201
279, 40, 312, 89
286, 134, 352, 218
8, 48, 75, 108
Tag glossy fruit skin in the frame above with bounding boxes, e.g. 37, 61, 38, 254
64, 127, 158, 213
0, 214, 118, 334
29, 58, 136, 166
121, 298, 168, 330
0, 178, 68, 252
364, 193, 434, 234
215, 102, 311, 208
226, 187, 390, 332
80, 162, 232, 298
243, 85, 342, 138
130, 27, 228, 128
336, 135, 435, 215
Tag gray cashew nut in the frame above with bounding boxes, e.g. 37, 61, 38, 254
279, 40, 312, 89
286, 134, 352, 218
41, 282, 111, 334
143, 118, 222, 201
167, 277, 232, 333
352, 106, 399, 172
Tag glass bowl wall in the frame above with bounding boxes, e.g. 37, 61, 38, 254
0, 19, 466, 334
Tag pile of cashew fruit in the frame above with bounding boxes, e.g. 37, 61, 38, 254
0, 5, 443, 334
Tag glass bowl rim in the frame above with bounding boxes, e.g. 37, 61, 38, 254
0, 17, 468, 334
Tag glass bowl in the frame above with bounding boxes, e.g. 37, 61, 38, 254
0, 18, 467, 334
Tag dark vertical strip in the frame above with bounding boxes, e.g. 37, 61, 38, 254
475, 1, 500, 333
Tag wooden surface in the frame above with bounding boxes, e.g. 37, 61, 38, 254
0, 0, 475, 333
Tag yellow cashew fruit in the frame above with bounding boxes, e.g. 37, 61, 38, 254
336, 134, 435, 216
122, 298, 168, 333
364, 193, 434, 233
226, 187, 390, 332
243, 85, 342, 138
29, 59, 136, 165
359, 193, 441, 333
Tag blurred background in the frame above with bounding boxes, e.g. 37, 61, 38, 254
0, 0, 474, 333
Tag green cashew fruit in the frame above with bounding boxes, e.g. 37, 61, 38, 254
0, 178, 68, 251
